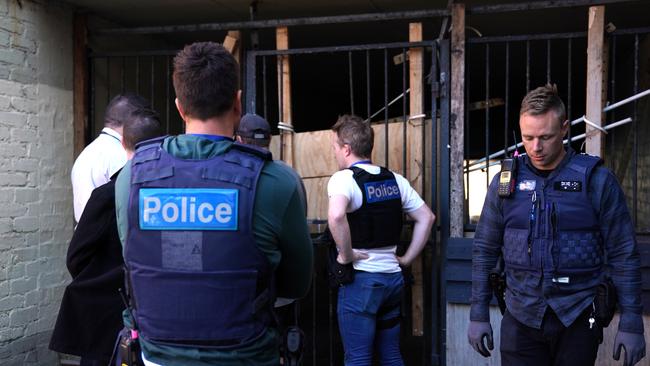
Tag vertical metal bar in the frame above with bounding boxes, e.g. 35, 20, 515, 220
384, 48, 389, 168
464, 43, 470, 223
121, 56, 126, 93
438, 39, 450, 366
279, 54, 284, 160
485, 44, 490, 189
312, 280, 316, 366
150, 56, 155, 106
567, 39, 572, 145
245, 51, 257, 114
106, 57, 110, 105
546, 39, 551, 83
329, 284, 334, 365
526, 40, 530, 92
610, 36, 617, 169
90, 58, 95, 138
504, 42, 510, 154
349, 51, 355, 114
633, 34, 639, 226
165, 55, 170, 134
421, 48, 426, 203
611, 36, 616, 121
312, 278, 316, 366
429, 41, 439, 366
279, 56, 284, 122
366, 50, 371, 120
402, 48, 407, 177
263, 56, 268, 118
135, 56, 140, 94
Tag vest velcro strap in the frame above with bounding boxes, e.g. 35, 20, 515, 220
202, 168, 253, 189
133, 146, 161, 164
224, 154, 257, 170
567, 163, 587, 175
132, 166, 174, 184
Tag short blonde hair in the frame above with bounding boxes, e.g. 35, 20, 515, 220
520, 84, 566, 124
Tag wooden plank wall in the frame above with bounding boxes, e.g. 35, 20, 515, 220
268, 120, 433, 224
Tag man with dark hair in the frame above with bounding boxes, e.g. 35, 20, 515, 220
328, 114, 435, 365
50, 106, 162, 366
122, 108, 163, 151
115, 42, 313, 365
468, 84, 646, 365
71, 93, 149, 222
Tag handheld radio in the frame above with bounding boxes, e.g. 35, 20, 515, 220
497, 132, 519, 198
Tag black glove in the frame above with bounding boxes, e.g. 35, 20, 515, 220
467, 321, 494, 357
613, 330, 646, 366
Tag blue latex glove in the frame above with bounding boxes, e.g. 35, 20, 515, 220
467, 321, 494, 357
613, 330, 646, 366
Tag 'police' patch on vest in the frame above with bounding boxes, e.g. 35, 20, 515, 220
139, 188, 238, 230
364, 180, 400, 203
554, 181, 582, 192
518, 180, 536, 191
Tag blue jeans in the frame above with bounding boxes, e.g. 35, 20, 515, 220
337, 271, 404, 366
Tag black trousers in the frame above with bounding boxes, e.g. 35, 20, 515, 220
500, 308, 601, 366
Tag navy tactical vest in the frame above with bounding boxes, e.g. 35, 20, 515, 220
124, 136, 274, 348
502, 153, 603, 316
347, 166, 403, 249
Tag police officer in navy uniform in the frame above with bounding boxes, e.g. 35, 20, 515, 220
114, 42, 313, 366
468, 85, 646, 365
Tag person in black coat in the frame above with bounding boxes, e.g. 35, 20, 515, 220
50, 107, 162, 366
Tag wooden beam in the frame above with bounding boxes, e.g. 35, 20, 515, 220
223, 30, 241, 64
408, 22, 424, 194
73, 13, 88, 159
408, 22, 425, 337
585, 5, 605, 157
276, 26, 294, 166
450, 3, 465, 237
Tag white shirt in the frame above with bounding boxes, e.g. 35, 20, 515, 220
327, 163, 425, 273
71, 127, 126, 222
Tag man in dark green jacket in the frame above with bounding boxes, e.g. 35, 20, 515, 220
115, 42, 313, 366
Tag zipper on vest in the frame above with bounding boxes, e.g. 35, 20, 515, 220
528, 191, 537, 259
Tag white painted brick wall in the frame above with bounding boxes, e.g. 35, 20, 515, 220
0, 1, 74, 365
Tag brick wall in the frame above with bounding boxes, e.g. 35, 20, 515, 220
0, 1, 74, 364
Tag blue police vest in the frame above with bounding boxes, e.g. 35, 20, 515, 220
347, 166, 403, 249
502, 153, 603, 316
124, 136, 274, 348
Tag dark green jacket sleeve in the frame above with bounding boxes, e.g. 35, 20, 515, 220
274, 187, 313, 299
115, 161, 131, 249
